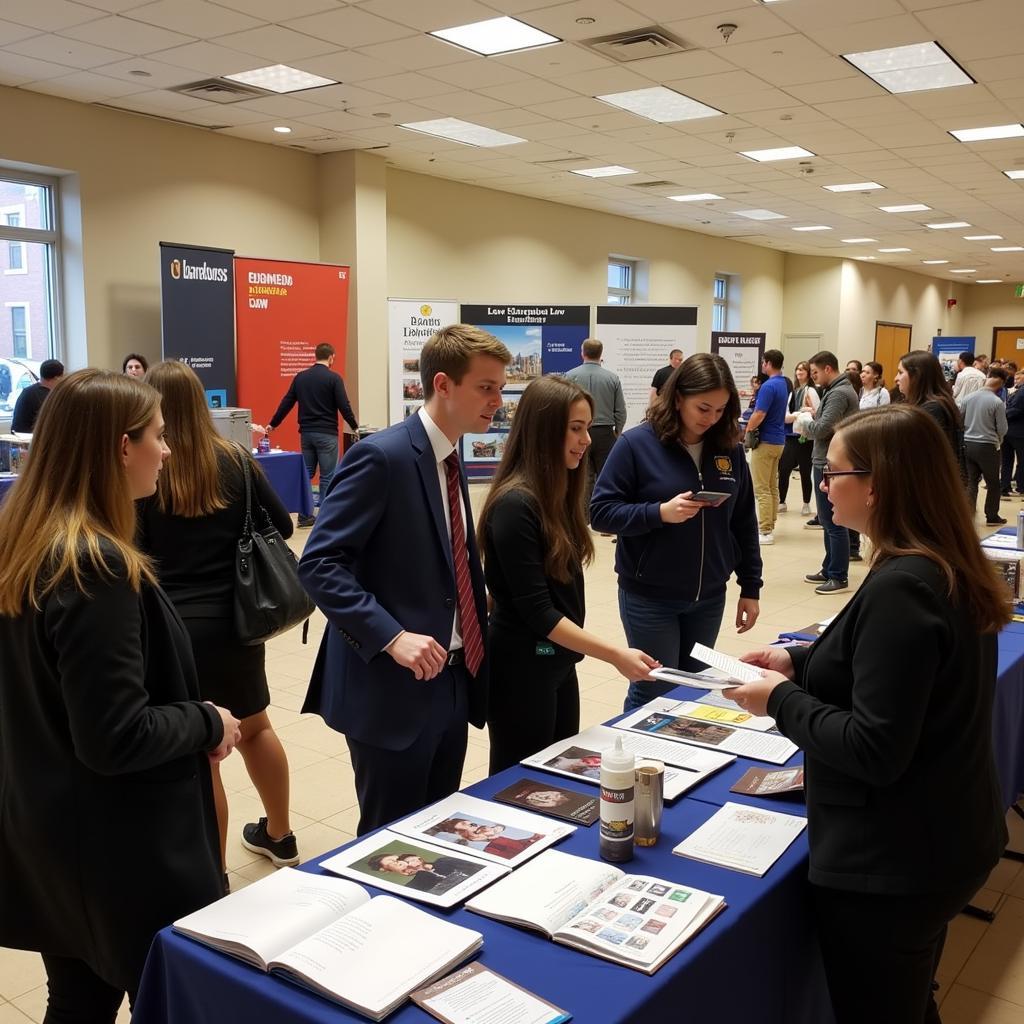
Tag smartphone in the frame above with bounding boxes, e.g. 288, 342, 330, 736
691, 491, 730, 507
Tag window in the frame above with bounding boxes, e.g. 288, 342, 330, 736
9, 305, 27, 357
5, 213, 23, 273
608, 259, 634, 304
712, 275, 728, 332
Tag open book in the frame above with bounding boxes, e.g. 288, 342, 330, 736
465, 849, 725, 975
173, 867, 482, 1021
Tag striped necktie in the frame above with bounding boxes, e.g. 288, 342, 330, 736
444, 452, 484, 677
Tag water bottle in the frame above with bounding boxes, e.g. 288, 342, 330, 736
1016, 509, 1024, 550
258, 434, 270, 455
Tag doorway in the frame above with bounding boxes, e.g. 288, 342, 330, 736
992, 327, 1024, 365
874, 322, 913, 388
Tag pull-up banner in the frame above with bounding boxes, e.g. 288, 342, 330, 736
234, 257, 350, 455
159, 241, 236, 406
711, 332, 766, 395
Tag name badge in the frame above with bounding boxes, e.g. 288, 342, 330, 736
535, 641, 556, 656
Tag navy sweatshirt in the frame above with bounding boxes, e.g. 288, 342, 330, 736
269, 363, 358, 435
590, 422, 763, 602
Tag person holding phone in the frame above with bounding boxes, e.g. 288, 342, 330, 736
591, 353, 762, 711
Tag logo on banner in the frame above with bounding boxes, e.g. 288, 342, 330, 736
714, 455, 733, 474
171, 257, 229, 284
170, 259, 181, 280
420, 304, 432, 317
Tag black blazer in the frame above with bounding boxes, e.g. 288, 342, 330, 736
0, 548, 224, 990
768, 554, 1007, 895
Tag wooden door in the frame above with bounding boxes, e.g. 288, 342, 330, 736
993, 327, 1024, 365
873, 322, 913, 388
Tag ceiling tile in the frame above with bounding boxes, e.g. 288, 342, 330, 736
355, 34, 481, 70
967, 55, 1024, 83
1, 0, 104, 32
91, 55, 197, 87
415, 90, 513, 116
0, 50, 76, 82
524, 96, 615, 119
176, 104, 271, 127
358, 71, 461, 100
519, 0, 652, 42
295, 109, 391, 132
233, 93, 333, 117
19, 67, 143, 99
59, 15, 194, 54
785, 77, 885, 103
478, 78, 578, 105
773, 0, 906, 31
357, 0, 498, 33
0, 20, 44, 46
149, 41, 267, 76
298, 82, 399, 109
216, 25, 338, 62
107, 88, 210, 113
284, 7, 415, 48
128, 0, 263, 37
6, 32, 129, 69
67, 0, 158, 10
210, 0, 338, 19
421, 57, 532, 89
799, 13, 934, 55
550, 65, 660, 96
292, 50, 402, 82
492, 41, 613, 77
661, 6, 793, 51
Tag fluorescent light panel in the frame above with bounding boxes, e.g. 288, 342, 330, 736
792, 225, 831, 231
964, 235, 1002, 240
949, 268, 976, 273
880, 203, 931, 212
668, 193, 723, 202
841, 237, 877, 243
598, 86, 722, 123
854, 256, 877, 260
926, 221, 971, 229
1004, 170, 1024, 180
570, 165, 636, 177
399, 118, 525, 148
950, 124, 1024, 142
842, 41, 973, 95
879, 247, 911, 252
823, 182, 884, 192
992, 246, 1024, 252
430, 16, 559, 56
921, 260, 949, 264
976, 280, 1002, 284
739, 146, 815, 162
225, 64, 337, 93
733, 209, 787, 220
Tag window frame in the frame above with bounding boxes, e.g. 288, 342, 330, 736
712, 274, 728, 332
608, 257, 635, 305
7, 302, 30, 358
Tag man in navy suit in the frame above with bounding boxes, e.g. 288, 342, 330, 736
299, 325, 511, 835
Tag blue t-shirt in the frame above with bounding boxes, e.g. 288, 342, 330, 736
752, 375, 789, 445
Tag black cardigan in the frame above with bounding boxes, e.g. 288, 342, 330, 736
768, 554, 1007, 894
0, 549, 224, 990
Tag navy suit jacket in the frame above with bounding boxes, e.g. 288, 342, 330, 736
298, 414, 488, 749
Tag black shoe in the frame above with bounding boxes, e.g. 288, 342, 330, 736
815, 579, 849, 594
804, 517, 822, 529
242, 818, 300, 867
804, 571, 829, 584
297, 514, 315, 528
849, 552, 864, 562
987, 516, 1008, 525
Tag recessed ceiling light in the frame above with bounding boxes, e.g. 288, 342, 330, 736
926, 221, 971, 229
792, 225, 831, 231
570, 165, 637, 177
964, 235, 1002, 240
879, 203, 931, 213
879, 247, 911, 253
823, 182, 884, 192
668, 193, 723, 202
225, 64, 337, 94
733, 209, 787, 220
976, 279, 1002, 284
950, 124, 1024, 143
597, 86, 722, 123
854, 256, 877, 260
739, 146, 815, 162
399, 118, 525, 148
921, 259, 950, 264
841, 237, 878, 243
430, 16, 559, 56
842, 41, 973, 94
1004, 170, 1024, 180
992, 246, 1024, 252
272, 126, 291, 134
949, 268, 977, 273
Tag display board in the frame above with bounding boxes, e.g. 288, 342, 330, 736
932, 336, 976, 384
234, 258, 350, 454
711, 333, 766, 394
387, 298, 459, 425
159, 242, 236, 406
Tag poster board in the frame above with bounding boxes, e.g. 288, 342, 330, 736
932, 337, 975, 385
387, 299, 459, 425
711, 333, 766, 395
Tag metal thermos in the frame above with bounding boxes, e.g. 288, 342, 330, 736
634, 761, 665, 847
1016, 510, 1024, 549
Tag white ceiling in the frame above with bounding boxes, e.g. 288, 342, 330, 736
4, 0, 1024, 283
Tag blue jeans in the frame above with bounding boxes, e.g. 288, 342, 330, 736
301, 431, 339, 506
813, 465, 849, 582
618, 587, 727, 711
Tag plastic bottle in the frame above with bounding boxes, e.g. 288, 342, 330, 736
1016, 509, 1024, 550
258, 434, 271, 455
600, 736, 635, 863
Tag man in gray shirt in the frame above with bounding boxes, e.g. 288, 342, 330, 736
962, 368, 1009, 525
796, 350, 860, 593
565, 338, 627, 522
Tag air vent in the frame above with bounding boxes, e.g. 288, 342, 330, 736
629, 181, 678, 189
172, 78, 270, 103
583, 28, 690, 63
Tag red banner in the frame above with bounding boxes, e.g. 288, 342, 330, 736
234, 257, 350, 455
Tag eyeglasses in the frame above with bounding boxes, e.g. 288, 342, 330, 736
821, 466, 870, 487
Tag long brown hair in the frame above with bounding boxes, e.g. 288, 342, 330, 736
146, 360, 235, 517
0, 370, 159, 614
838, 405, 1010, 633
647, 352, 740, 451
898, 350, 960, 427
478, 375, 594, 583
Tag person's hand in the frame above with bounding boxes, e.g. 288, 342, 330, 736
727, 670, 790, 717
610, 648, 661, 682
735, 598, 759, 633
739, 645, 794, 677
207, 703, 241, 764
660, 492, 706, 524
387, 631, 447, 680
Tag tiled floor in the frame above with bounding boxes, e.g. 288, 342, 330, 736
2, 485, 1024, 1021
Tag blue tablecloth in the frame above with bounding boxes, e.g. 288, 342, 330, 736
254, 451, 313, 517
134, 685, 831, 1024
0, 474, 16, 503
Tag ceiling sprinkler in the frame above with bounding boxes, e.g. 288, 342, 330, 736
717, 23, 738, 43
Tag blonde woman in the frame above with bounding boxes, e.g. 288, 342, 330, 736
139, 361, 299, 873
0, 369, 238, 1019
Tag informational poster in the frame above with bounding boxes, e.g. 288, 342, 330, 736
932, 337, 975, 384
595, 306, 699, 429
234, 257, 349, 454
458, 303, 590, 478
159, 241, 236, 406
387, 298, 459, 425
711, 332, 766, 396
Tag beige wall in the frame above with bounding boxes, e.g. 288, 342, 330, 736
961, 283, 1024, 355
780, 255, 842, 357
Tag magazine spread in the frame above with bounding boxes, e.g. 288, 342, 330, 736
389, 793, 575, 868
465, 850, 726, 975
730, 766, 805, 797
319, 830, 509, 909
520, 725, 735, 800
173, 868, 482, 1020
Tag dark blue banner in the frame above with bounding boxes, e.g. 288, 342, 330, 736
159, 242, 236, 406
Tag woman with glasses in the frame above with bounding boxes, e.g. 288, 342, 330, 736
728, 404, 1008, 1024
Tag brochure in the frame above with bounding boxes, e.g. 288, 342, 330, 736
493, 778, 600, 826
729, 766, 805, 797
173, 867, 482, 1021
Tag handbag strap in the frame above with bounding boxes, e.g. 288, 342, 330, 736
234, 442, 255, 541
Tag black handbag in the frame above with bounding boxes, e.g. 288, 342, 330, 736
233, 444, 315, 645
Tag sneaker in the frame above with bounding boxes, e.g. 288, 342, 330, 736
777, 503, 787, 513
849, 552, 864, 562
987, 516, 1008, 525
242, 818, 300, 867
758, 532, 774, 545
804, 571, 829, 584
815, 579, 848, 594
804, 517, 822, 530
801, 504, 812, 516
297, 514, 315, 528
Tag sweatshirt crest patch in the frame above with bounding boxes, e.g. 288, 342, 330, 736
714, 455, 732, 474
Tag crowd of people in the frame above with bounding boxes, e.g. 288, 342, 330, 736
0, 327, 1010, 1024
